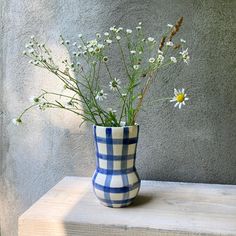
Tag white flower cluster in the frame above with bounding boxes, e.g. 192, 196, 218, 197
180, 48, 190, 64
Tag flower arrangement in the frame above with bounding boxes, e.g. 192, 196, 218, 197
13, 17, 190, 127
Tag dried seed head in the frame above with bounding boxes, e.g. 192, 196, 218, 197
159, 36, 166, 50
173, 44, 181, 49
169, 16, 184, 41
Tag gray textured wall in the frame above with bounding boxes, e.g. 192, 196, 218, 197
1, 0, 236, 235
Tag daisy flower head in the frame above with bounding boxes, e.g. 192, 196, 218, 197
95, 90, 107, 101
180, 38, 186, 43
110, 26, 116, 32
130, 50, 136, 54
104, 32, 109, 37
133, 65, 140, 70
180, 48, 190, 64
126, 29, 132, 34
88, 47, 94, 53
166, 41, 174, 47
109, 78, 121, 91
170, 88, 189, 109
147, 37, 155, 42
12, 118, 22, 126
103, 56, 108, 62
149, 57, 155, 63
107, 108, 117, 113
136, 26, 142, 30
106, 39, 112, 44
167, 24, 173, 28
170, 57, 177, 63
97, 43, 104, 49
96, 33, 101, 38
116, 27, 123, 33
116, 35, 121, 41
157, 54, 164, 65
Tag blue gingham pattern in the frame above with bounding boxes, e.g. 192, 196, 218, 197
92, 125, 141, 208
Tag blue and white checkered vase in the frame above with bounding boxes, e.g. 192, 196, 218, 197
92, 125, 141, 208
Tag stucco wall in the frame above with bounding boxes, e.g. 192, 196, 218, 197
1, 0, 236, 235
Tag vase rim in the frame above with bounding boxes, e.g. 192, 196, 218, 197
93, 123, 139, 128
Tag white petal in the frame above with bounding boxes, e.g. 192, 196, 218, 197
182, 101, 185, 105
185, 97, 189, 101
182, 88, 185, 93
179, 103, 182, 109
174, 88, 178, 96
174, 102, 179, 107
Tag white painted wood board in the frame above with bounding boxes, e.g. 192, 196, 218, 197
18, 177, 236, 236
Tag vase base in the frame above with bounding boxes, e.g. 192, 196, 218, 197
99, 200, 133, 208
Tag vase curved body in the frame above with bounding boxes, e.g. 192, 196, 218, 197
92, 125, 141, 208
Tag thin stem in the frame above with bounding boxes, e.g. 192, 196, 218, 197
117, 40, 131, 79
19, 104, 39, 119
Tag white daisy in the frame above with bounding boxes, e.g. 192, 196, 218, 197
180, 48, 190, 64
149, 57, 155, 63
106, 39, 112, 44
110, 26, 116, 32
167, 24, 174, 28
107, 108, 117, 113
109, 78, 121, 91
170, 88, 189, 109
136, 26, 142, 30
12, 118, 22, 126
104, 32, 109, 36
166, 41, 174, 47
116, 36, 121, 40
88, 47, 94, 53
158, 49, 163, 55
157, 54, 164, 64
126, 29, 132, 34
170, 57, 177, 63
147, 37, 155, 42
180, 38, 186, 43
97, 43, 104, 49
133, 65, 140, 70
96, 33, 101, 38
130, 50, 136, 54
89, 39, 98, 46
95, 90, 107, 101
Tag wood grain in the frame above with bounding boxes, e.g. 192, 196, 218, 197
18, 177, 236, 236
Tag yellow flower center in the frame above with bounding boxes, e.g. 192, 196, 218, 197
176, 93, 185, 103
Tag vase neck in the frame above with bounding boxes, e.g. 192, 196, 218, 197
93, 126, 139, 172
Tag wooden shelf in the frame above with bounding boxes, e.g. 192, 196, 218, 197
19, 177, 236, 235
